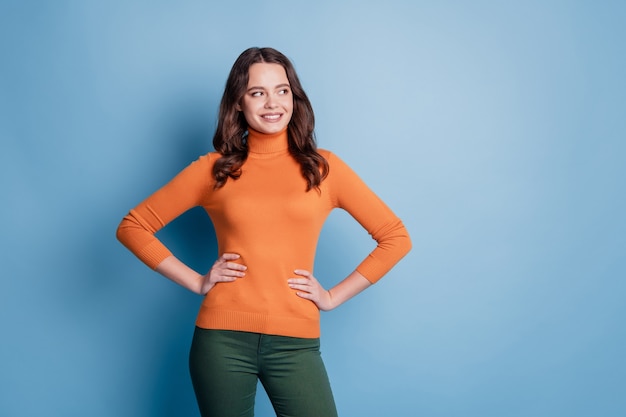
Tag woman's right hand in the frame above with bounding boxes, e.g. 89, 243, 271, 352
200, 253, 247, 295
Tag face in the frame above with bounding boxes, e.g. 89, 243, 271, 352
238, 63, 293, 134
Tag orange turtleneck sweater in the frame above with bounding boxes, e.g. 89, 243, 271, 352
116, 128, 411, 338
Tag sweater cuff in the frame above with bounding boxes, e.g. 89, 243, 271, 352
136, 240, 173, 270
356, 260, 384, 284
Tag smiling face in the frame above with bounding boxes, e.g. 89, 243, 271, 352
238, 63, 293, 134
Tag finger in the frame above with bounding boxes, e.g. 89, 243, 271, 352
295, 291, 314, 300
208, 272, 237, 283
222, 269, 245, 278
217, 276, 238, 282
287, 278, 309, 285
221, 253, 241, 261
225, 262, 247, 271
288, 283, 311, 291
293, 269, 311, 277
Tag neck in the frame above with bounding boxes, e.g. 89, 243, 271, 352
247, 127, 289, 155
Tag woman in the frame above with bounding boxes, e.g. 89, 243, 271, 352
117, 47, 411, 417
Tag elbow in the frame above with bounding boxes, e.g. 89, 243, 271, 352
390, 219, 413, 255
402, 233, 413, 257
375, 221, 412, 263
116, 211, 139, 246
116, 218, 128, 245
395, 230, 412, 262
390, 221, 412, 262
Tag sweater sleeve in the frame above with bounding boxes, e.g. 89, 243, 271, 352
326, 152, 412, 283
116, 154, 215, 269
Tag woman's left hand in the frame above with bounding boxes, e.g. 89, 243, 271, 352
288, 270, 335, 311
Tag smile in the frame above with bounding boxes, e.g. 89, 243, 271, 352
261, 114, 282, 121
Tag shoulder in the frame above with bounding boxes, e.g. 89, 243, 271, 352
318, 149, 341, 165
201, 151, 221, 163
173, 152, 220, 184
318, 148, 332, 158
318, 148, 352, 172
189, 152, 220, 169
317, 149, 363, 196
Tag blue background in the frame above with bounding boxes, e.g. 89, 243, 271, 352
1, 1, 625, 416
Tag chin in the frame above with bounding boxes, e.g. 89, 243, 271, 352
256, 124, 288, 134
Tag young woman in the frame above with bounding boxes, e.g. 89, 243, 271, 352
117, 47, 411, 417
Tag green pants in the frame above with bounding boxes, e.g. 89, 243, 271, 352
189, 328, 338, 417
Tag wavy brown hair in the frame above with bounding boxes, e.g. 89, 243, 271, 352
212, 47, 329, 191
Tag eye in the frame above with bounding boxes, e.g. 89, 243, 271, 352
251, 91, 264, 97
278, 88, 290, 95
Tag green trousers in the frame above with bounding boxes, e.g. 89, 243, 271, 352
189, 328, 338, 417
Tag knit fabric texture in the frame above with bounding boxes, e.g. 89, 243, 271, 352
117, 128, 411, 338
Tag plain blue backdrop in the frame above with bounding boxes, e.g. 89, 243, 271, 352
1, 1, 625, 416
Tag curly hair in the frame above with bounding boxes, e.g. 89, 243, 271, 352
212, 47, 329, 191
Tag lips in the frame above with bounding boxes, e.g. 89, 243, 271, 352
261, 113, 282, 121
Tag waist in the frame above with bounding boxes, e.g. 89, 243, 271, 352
195, 305, 321, 338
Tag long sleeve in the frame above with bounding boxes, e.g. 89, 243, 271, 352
116, 154, 216, 269
325, 152, 412, 283
116, 140, 410, 338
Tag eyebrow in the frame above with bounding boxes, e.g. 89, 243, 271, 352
247, 83, 291, 92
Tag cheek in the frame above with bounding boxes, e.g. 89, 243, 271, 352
284, 98, 294, 113
240, 100, 249, 112
282, 100, 294, 117
241, 102, 257, 118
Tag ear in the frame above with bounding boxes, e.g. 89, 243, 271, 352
235, 102, 242, 112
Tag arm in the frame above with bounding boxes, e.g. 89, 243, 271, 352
288, 269, 371, 311
156, 253, 247, 295
327, 151, 412, 283
116, 154, 246, 294
116, 156, 213, 270
155, 255, 202, 293
288, 152, 411, 310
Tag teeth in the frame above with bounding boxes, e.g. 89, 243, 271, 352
263, 115, 280, 120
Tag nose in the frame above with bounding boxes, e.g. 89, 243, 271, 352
264, 94, 278, 109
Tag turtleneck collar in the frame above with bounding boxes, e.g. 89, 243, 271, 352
247, 127, 289, 156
